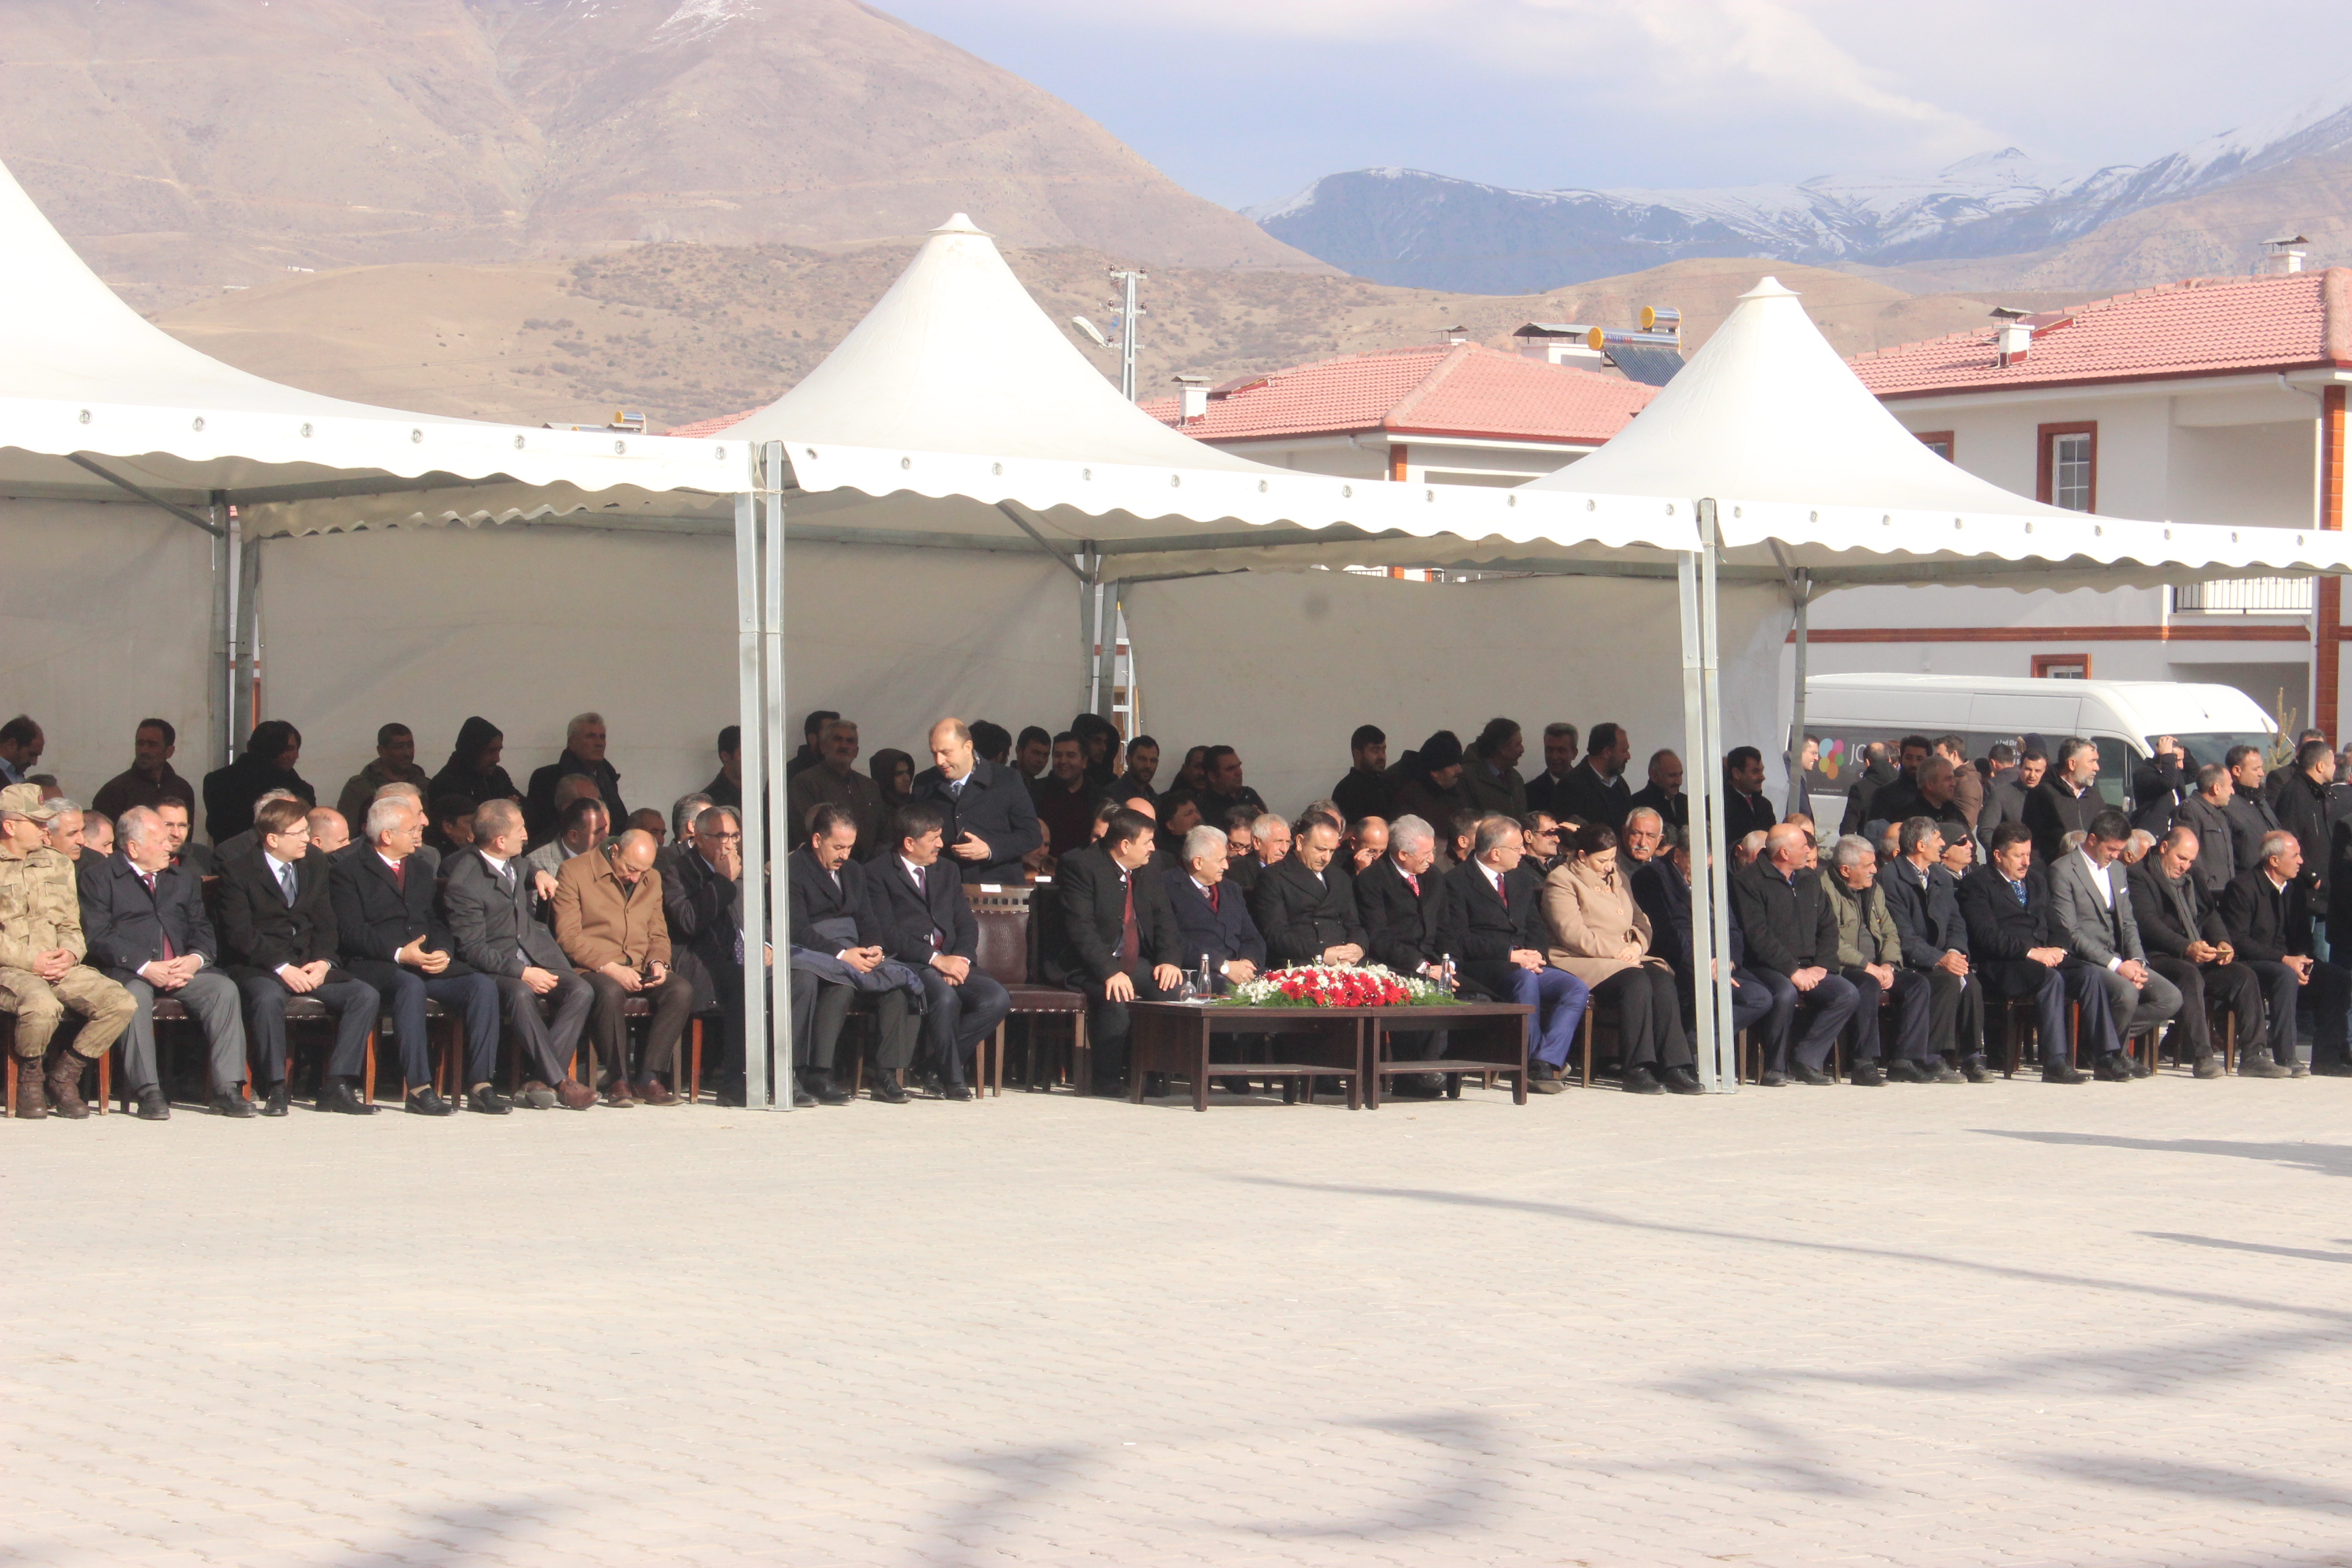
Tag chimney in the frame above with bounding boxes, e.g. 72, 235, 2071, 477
1443, 325, 1468, 345
2263, 234, 2310, 276
1172, 374, 1209, 422
1993, 319, 2032, 366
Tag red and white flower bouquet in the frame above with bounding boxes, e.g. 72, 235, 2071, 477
1222, 963, 1458, 1009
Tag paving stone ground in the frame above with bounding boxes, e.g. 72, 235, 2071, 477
10, 1071, 2352, 1567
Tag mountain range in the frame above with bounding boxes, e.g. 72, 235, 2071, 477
1250, 93, 2352, 294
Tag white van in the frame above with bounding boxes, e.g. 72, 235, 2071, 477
1799, 673, 2283, 822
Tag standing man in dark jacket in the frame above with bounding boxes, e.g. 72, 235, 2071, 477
2271, 738, 2336, 936
910, 717, 1043, 887
332, 796, 503, 1115
2023, 738, 2104, 866
2176, 764, 2238, 900
870, 801, 1011, 1100
80, 805, 252, 1120
213, 796, 380, 1115
441, 800, 598, 1111
1957, 821, 2112, 1083
2129, 823, 2264, 1078
1042, 808, 1183, 1095
1720, 748, 1778, 846
1979, 746, 2044, 845
1522, 723, 1580, 821
524, 712, 626, 844
1247, 817, 1367, 968
2131, 738, 2191, 835
1730, 823, 1859, 1084
2219, 829, 2351, 1076
1330, 725, 1397, 826
2223, 745, 2283, 876
1876, 817, 1987, 1079
1436, 816, 1588, 1092
1558, 723, 1635, 832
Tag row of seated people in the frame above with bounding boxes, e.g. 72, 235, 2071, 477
1729, 808, 2349, 1085
6, 779, 755, 1122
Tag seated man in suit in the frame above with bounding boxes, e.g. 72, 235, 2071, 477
0, 786, 136, 1120
870, 802, 1012, 1100
212, 787, 305, 868
1823, 835, 1940, 1085
911, 717, 1043, 887
1876, 818, 1989, 1081
2048, 808, 2184, 1080
1164, 822, 1267, 989
664, 804, 779, 1105
787, 804, 914, 1104
331, 797, 504, 1115
1356, 813, 1453, 1095
1626, 749, 1688, 832
1247, 817, 1366, 970
213, 796, 380, 1115
1632, 826, 1774, 1043
1729, 823, 1861, 1085
80, 806, 252, 1120
307, 807, 353, 858
441, 800, 598, 1111
2220, 829, 2352, 1077
2129, 823, 2268, 1079
154, 798, 215, 877
1958, 821, 2115, 1083
1042, 806, 1184, 1096
1437, 815, 1589, 1093
551, 828, 694, 1106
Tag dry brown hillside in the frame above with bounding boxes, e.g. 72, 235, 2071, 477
154, 246, 2092, 429
0, 0, 1320, 312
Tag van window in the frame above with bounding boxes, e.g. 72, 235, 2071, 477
2161, 732, 2280, 774
2092, 738, 2134, 809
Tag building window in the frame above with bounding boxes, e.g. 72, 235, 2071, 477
2036, 421, 2097, 512
1915, 431, 1954, 461
2032, 653, 2091, 680
2171, 576, 2317, 614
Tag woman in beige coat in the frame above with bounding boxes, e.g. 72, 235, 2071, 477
1540, 823, 1698, 1093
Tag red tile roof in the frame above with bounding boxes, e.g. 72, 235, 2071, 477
1139, 342, 1654, 446
1850, 268, 2352, 397
662, 408, 759, 439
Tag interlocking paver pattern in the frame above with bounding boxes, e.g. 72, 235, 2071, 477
11, 1076, 2352, 1566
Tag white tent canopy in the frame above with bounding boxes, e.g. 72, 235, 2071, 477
0, 158, 736, 535
1526, 276, 2352, 589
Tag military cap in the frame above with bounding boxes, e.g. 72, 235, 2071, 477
0, 783, 58, 821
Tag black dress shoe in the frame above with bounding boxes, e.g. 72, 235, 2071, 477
260, 1082, 289, 1117
1925, 1059, 1964, 1083
791, 1083, 817, 1107
1222, 1075, 1256, 1096
1663, 1064, 1704, 1095
2093, 1053, 2134, 1082
466, 1085, 512, 1115
2128, 1054, 2154, 1079
1527, 1060, 1566, 1095
1960, 1054, 1993, 1083
1621, 1063, 1665, 1095
406, 1087, 455, 1116
2312, 1059, 2352, 1077
318, 1079, 377, 1115
212, 1089, 257, 1118
871, 1075, 910, 1104
1789, 1062, 1833, 1085
1850, 1061, 1886, 1086
715, 1079, 748, 1107
134, 1085, 171, 1120
2042, 1061, 2087, 1084
2193, 1056, 2226, 1079
943, 1082, 975, 1101
1759, 1069, 1788, 1087
805, 1071, 851, 1106
1886, 1058, 1931, 1083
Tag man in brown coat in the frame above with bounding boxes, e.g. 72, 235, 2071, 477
552, 829, 693, 1105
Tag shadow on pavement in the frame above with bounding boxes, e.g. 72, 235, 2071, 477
1976, 1130, 2352, 1179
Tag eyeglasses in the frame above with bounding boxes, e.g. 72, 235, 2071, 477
700, 832, 743, 844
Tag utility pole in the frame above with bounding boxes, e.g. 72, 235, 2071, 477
1109, 270, 1145, 402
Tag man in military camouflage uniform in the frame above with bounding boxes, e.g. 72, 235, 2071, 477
1, 783, 134, 1118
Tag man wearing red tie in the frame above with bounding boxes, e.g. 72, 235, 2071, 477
1043, 807, 1184, 1096
1437, 815, 1589, 1092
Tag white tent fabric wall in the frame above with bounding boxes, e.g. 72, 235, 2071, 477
1122, 572, 1792, 816
261, 527, 1074, 815
0, 498, 214, 801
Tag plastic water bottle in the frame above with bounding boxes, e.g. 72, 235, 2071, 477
1198, 952, 1215, 998
1439, 952, 1457, 994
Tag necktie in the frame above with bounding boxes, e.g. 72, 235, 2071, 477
1207, 884, 1219, 912
2012, 879, 2027, 907
1117, 875, 1139, 965
949, 776, 966, 798
1496, 875, 1508, 911
278, 861, 298, 907
141, 872, 175, 960
391, 859, 406, 892
1405, 871, 1420, 896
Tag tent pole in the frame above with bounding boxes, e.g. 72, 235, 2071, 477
1699, 501, 1737, 1092
734, 485, 770, 1111
208, 492, 231, 770
1678, 548, 1720, 1090
1094, 579, 1122, 723
1787, 573, 1810, 815
762, 442, 794, 1111
231, 525, 261, 748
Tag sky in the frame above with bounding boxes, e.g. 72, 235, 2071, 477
880, 0, 2352, 211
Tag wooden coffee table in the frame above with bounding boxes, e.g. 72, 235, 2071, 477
1359, 1001, 1535, 1107
1125, 1002, 1365, 1111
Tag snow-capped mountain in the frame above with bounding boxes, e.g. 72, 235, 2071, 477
1250, 93, 2352, 293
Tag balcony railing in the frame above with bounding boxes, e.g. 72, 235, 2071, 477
2171, 576, 2315, 614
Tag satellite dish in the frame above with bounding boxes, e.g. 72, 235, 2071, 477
1070, 315, 1109, 348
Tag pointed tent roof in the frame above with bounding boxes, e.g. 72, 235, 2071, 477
0, 158, 736, 536
1522, 276, 2352, 588
722, 216, 1699, 578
